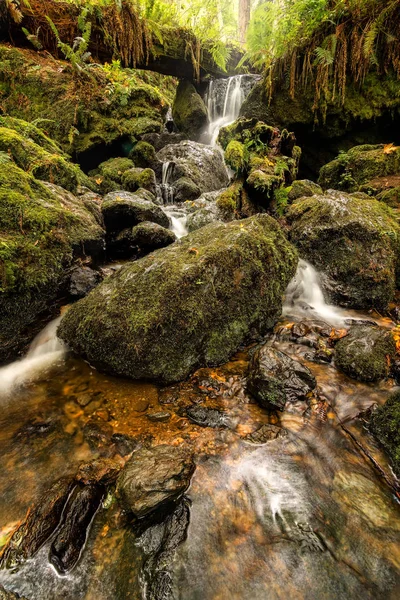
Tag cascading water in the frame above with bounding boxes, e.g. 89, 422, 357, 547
157, 161, 189, 238
0, 317, 65, 399
203, 74, 259, 146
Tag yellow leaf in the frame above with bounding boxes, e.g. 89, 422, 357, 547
383, 143, 399, 154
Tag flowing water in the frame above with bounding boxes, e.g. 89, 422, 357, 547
1, 259, 399, 599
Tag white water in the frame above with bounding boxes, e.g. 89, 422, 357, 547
283, 260, 349, 326
203, 75, 257, 146
162, 205, 188, 239
0, 317, 65, 398
158, 161, 175, 205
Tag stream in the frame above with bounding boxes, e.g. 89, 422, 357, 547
0, 76, 399, 600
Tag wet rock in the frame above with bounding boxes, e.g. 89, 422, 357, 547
186, 406, 231, 428
58, 215, 297, 384
174, 177, 201, 202
157, 140, 229, 194
0, 477, 74, 569
111, 433, 139, 456
247, 345, 316, 411
158, 386, 181, 405
335, 324, 395, 382
76, 458, 122, 485
141, 132, 186, 152
69, 265, 102, 298
102, 190, 169, 233
147, 411, 171, 422
369, 390, 400, 476
116, 445, 195, 518
186, 204, 222, 232
13, 417, 57, 440
49, 484, 104, 574
83, 418, 113, 452
172, 80, 209, 141
287, 189, 400, 309
130, 222, 176, 253
122, 167, 157, 197
244, 423, 287, 444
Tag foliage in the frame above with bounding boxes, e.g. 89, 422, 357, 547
46, 10, 93, 75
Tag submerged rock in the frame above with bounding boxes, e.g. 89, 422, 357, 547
157, 140, 229, 194
49, 484, 104, 574
335, 324, 395, 383
247, 345, 316, 411
102, 190, 169, 232
244, 423, 287, 444
58, 215, 297, 383
186, 406, 231, 428
287, 189, 400, 309
172, 80, 209, 141
369, 390, 400, 476
116, 445, 195, 518
0, 477, 74, 569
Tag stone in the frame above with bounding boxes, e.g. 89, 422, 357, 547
174, 177, 201, 202
141, 132, 186, 152
287, 179, 323, 201
186, 204, 222, 232
69, 265, 102, 298
122, 167, 157, 196
157, 140, 229, 194
147, 411, 171, 422
98, 157, 135, 185
102, 190, 169, 232
172, 80, 209, 140
244, 423, 287, 444
287, 189, 400, 309
369, 390, 400, 477
335, 324, 396, 382
130, 222, 176, 253
116, 445, 195, 518
186, 406, 231, 428
58, 215, 298, 384
247, 345, 316, 411
49, 484, 104, 574
76, 458, 122, 485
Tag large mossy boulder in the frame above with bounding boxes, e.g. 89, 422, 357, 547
287, 190, 400, 309
334, 325, 395, 383
157, 140, 229, 194
172, 80, 209, 141
319, 144, 400, 192
0, 46, 173, 155
0, 157, 105, 363
58, 215, 298, 383
369, 390, 400, 477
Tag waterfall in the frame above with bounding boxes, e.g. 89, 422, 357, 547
0, 317, 65, 398
157, 161, 175, 205
203, 74, 259, 146
162, 205, 188, 239
283, 260, 349, 326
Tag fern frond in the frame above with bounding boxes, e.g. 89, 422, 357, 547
314, 46, 334, 66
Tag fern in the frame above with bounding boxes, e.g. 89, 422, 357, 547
0, 151, 12, 165
46, 12, 93, 75
22, 27, 43, 50
363, 22, 378, 58
314, 46, 334, 66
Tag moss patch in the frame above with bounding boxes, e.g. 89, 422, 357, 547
369, 390, 400, 477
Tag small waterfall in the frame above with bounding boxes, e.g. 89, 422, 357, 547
158, 161, 175, 205
203, 74, 259, 146
283, 260, 348, 326
0, 317, 65, 398
162, 205, 188, 239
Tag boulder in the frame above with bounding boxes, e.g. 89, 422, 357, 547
335, 325, 395, 382
172, 80, 209, 141
122, 167, 157, 196
69, 265, 102, 298
287, 179, 323, 202
369, 390, 400, 476
58, 215, 298, 383
129, 141, 157, 168
0, 159, 105, 363
287, 190, 400, 309
186, 204, 222, 232
186, 406, 231, 428
174, 177, 201, 202
318, 144, 400, 192
116, 445, 195, 517
141, 131, 186, 152
102, 190, 169, 232
377, 186, 400, 208
130, 222, 176, 253
247, 345, 316, 411
157, 140, 229, 194
97, 157, 134, 185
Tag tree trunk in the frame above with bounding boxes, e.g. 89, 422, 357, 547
238, 0, 251, 44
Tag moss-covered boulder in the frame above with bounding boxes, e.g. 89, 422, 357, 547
319, 145, 400, 192
377, 187, 400, 208
287, 190, 400, 309
218, 118, 300, 208
157, 141, 229, 194
0, 158, 105, 362
0, 117, 93, 193
369, 390, 400, 477
335, 325, 396, 382
129, 141, 158, 170
102, 191, 169, 232
186, 205, 222, 232
0, 46, 173, 154
172, 80, 209, 141
174, 177, 201, 202
130, 222, 176, 253
287, 180, 323, 202
97, 158, 135, 185
58, 215, 298, 383
121, 168, 157, 196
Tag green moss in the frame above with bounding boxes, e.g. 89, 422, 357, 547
122, 168, 156, 194
59, 215, 298, 383
369, 390, 400, 477
225, 140, 248, 173
273, 187, 291, 216
98, 157, 134, 184
129, 141, 156, 168
216, 184, 239, 217
172, 80, 208, 140
377, 187, 400, 208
